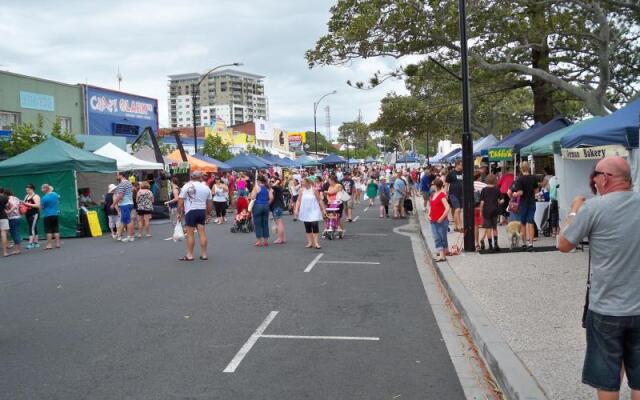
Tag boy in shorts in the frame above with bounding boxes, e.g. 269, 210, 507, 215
479, 174, 501, 252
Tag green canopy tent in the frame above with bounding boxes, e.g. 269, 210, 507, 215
0, 136, 117, 238
520, 117, 602, 157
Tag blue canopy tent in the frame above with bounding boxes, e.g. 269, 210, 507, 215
226, 153, 268, 170
296, 155, 322, 167
282, 157, 301, 168
252, 154, 275, 167
364, 156, 376, 164
396, 154, 419, 164
347, 158, 360, 164
474, 134, 499, 157
561, 97, 640, 149
320, 153, 347, 165
429, 151, 446, 164
191, 153, 232, 171
433, 147, 462, 164
493, 117, 572, 153
261, 153, 289, 167
555, 99, 640, 220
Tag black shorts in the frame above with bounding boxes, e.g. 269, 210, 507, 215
482, 215, 498, 229
137, 210, 152, 216
44, 216, 59, 234
304, 221, 319, 234
184, 209, 206, 228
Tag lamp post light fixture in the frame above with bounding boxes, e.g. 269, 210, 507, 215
313, 90, 337, 157
191, 62, 243, 154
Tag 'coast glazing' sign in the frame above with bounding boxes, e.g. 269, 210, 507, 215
488, 147, 513, 161
85, 86, 158, 136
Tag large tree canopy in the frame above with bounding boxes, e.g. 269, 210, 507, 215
306, 0, 640, 122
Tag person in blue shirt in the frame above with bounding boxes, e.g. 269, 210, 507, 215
420, 168, 432, 209
40, 184, 61, 249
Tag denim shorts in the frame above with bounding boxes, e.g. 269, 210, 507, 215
184, 209, 206, 228
449, 194, 461, 209
583, 310, 640, 391
518, 202, 536, 224
272, 207, 283, 220
119, 204, 133, 225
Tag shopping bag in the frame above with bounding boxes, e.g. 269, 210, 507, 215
248, 199, 256, 212
172, 223, 185, 242
363, 193, 369, 201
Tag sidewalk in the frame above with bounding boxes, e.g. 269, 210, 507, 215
413, 198, 631, 399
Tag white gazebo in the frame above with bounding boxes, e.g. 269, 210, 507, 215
94, 143, 164, 171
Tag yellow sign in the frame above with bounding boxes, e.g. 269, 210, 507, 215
205, 125, 233, 144
288, 131, 306, 144
488, 147, 513, 161
86, 211, 103, 237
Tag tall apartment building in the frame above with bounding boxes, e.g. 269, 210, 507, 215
168, 69, 268, 129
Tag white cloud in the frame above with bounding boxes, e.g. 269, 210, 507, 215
1, 0, 414, 134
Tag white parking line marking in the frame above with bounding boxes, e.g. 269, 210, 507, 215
353, 216, 360, 221
223, 311, 279, 373
363, 206, 369, 212
318, 261, 381, 265
353, 233, 388, 237
304, 253, 324, 273
261, 334, 379, 341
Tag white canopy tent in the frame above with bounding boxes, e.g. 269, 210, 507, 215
94, 143, 164, 171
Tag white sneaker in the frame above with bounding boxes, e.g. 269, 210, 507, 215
116, 236, 122, 241
111, 233, 117, 239
127, 237, 135, 242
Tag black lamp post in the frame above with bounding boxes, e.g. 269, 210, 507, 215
458, 0, 475, 252
191, 62, 242, 154
313, 90, 337, 157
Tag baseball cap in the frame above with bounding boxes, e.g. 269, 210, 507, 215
191, 171, 203, 178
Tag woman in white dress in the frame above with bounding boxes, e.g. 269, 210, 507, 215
294, 177, 326, 249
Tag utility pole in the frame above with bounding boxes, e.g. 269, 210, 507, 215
458, 0, 475, 252
313, 90, 337, 157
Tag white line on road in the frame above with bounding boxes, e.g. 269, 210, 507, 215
353, 216, 360, 222
353, 233, 388, 237
304, 253, 324, 273
363, 206, 369, 212
261, 334, 380, 341
318, 261, 381, 265
223, 311, 279, 373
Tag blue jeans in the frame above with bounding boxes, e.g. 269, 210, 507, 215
252, 203, 270, 239
430, 219, 449, 252
8, 218, 21, 244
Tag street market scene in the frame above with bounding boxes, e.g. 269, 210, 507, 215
1, 1, 639, 399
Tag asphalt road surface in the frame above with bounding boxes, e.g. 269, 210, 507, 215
0, 202, 466, 400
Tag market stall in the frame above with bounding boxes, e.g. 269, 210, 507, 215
226, 153, 269, 171
94, 143, 164, 171
0, 136, 117, 238
167, 150, 219, 173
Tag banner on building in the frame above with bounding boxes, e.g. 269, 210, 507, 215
561, 145, 629, 160
205, 125, 233, 144
85, 86, 158, 136
488, 147, 513, 161
288, 132, 306, 150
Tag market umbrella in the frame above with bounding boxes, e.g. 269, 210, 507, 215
320, 153, 347, 165
226, 153, 268, 170
191, 153, 232, 171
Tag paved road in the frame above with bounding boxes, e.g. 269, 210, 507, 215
0, 202, 466, 399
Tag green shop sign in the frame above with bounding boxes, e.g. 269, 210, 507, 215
488, 147, 513, 161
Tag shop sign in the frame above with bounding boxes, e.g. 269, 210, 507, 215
488, 147, 513, 161
20, 91, 55, 111
561, 145, 629, 160
288, 132, 306, 149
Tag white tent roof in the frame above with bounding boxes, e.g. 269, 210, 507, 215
94, 143, 164, 171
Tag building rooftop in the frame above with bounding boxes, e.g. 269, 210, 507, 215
209, 69, 264, 80
167, 73, 200, 80
0, 70, 80, 88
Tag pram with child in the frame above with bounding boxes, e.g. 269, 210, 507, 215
322, 200, 344, 240
230, 195, 254, 233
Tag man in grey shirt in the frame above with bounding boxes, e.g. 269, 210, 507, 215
559, 156, 640, 399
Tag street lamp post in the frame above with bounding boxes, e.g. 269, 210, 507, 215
458, 0, 475, 252
191, 62, 243, 154
313, 90, 337, 157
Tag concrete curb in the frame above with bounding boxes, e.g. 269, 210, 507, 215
414, 197, 549, 400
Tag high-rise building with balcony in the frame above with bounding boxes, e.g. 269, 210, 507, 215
168, 69, 268, 129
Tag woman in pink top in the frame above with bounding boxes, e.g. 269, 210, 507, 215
236, 172, 248, 197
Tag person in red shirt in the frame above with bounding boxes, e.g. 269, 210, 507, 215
428, 178, 451, 262
227, 172, 236, 207
497, 166, 514, 224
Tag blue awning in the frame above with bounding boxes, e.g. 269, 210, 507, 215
192, 153, 232, 171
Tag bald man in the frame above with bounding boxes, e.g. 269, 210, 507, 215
559, 156, 640, 400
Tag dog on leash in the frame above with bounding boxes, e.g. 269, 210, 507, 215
506, 221, 523, 249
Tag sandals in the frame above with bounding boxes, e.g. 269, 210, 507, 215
305, 244, 313, 248
314, 245, 322, 249
179, 256, 194, 261
199, 256, 209, 261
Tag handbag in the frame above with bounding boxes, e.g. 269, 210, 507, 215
582, 249, 591, 328
338, 190, 351, 202
248, 199, 256, 212
508, 196, 521, 214
19, 203, 29, 215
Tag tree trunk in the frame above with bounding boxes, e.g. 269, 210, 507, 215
529, 2, 555, 123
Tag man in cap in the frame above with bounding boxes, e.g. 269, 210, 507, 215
112, 171, 135, 242
177, 171, 213, 261
559, 156, 640, 399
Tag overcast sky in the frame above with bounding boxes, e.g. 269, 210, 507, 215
0, 0, 415, 139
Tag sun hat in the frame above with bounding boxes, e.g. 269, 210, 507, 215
108, 184, 117, 193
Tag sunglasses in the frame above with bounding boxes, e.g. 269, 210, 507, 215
592, 170, 613, 177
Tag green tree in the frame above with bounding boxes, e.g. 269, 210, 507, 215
51, 117, 84, 149
0, 114, 47, 157
202, 135, 233, 161
246, 145, 268, 157
305, 130, 335, 154
337, 121, 370, 149
306, 0, 640, 121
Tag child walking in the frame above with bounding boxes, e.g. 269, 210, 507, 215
428, 179, 450, 262
479, 174, 502, 252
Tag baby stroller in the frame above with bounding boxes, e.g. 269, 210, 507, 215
323, 201, 344, 240
230, 210, 254, 233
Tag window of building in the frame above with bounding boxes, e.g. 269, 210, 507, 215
58, 116, 72, 132
0, 111, 20, 130
179, 118, 183, 121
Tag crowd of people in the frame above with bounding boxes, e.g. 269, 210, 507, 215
422, 160, 561, 262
